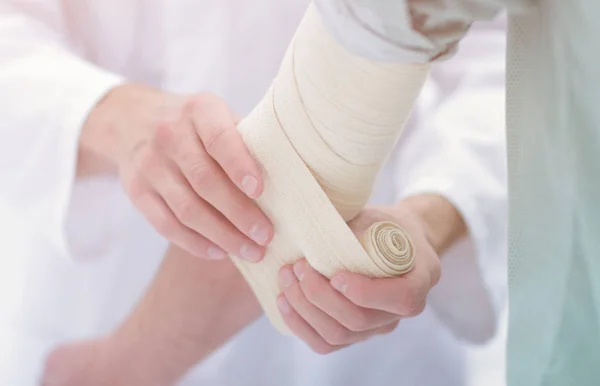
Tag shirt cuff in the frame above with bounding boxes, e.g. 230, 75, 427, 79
400, 177, 507, 343
46, 50, 125, 258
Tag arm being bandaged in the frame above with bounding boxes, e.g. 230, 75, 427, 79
234, 3, 429, 333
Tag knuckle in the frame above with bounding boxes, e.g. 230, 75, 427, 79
202, 123, 230, 154
154, 214, 177, 237
396, 285, 422, 315
301, 281, 323, 305
124, 174, 146, 201
345, 312, 370, 332
173, 199, 196, 224
380, 321, 399, 335
183, 95, 203, 115
134, 146, 159, 172
185, 93, 228, 121
185, 92, 215, 114
190, 162, 217, 187
324, 327, 351, 346
346, 280, 368, 306
313, 343, 336, 356
408, 301, 426, 317
153, 122, 177, 148
430, 261, 442, 286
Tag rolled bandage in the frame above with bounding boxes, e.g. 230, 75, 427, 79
234, 2, 429, 333
359, 222, 415, 276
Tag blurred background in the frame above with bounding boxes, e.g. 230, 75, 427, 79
0, 1, 508, 385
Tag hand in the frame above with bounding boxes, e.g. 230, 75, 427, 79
42, 339, 115, 386
42, 337, 167, 386
42, 247, 263, 386
276, 201, 446, 354
81, 84, 273, 261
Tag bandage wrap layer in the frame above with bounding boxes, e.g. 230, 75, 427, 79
233, 3, 428, 333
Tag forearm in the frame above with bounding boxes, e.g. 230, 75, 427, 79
106, 245, 262, 385
400, 194, 467, 256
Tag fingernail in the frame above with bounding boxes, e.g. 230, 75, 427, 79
240, 243, 263, 262
207, 246, 227, 260
277, 296, 291, 314
279, 267, 295, 288
241, 176, 259, 197
293, 260, 306, 281
249, 223, 270, 246
331, 276, 347, 294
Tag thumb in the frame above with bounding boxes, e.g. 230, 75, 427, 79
346, 210, 380, 238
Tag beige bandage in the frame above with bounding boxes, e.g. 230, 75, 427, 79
234, 3, 428, 333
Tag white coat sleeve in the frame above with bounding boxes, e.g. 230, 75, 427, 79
0, 3, 124, 257
392, 15, 508, 343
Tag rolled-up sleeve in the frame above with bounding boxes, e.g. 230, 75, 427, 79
315, 0, 517, 62
0, 3, 124, 257
392, 15, 508, 343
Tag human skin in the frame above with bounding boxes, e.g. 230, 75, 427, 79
42, 194, 465, 386
79, 83, 274, 261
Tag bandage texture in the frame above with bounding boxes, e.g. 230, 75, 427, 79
234, 3, 427, 333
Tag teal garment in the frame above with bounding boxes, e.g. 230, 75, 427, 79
317, 0, 600, 384
507, 1, 600, 385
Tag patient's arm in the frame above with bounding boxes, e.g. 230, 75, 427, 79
110, 246, 261, 384
43, 246, 261, 386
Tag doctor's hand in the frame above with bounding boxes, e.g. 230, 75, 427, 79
277, 195, 466, 354
81, 83, 273, 261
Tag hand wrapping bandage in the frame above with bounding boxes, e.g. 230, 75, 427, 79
234, 3, 429, 333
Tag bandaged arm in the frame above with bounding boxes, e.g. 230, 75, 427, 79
311, 0, 512, 342
225, 0, 518, 332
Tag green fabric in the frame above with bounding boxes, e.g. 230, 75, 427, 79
506, 0, 600, 384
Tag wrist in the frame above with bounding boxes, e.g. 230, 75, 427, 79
397, 194, 467, 255
106, 312, 190, 386
78, 83, 168, 170
104, 256, 262, 386
102, 328, 175, 386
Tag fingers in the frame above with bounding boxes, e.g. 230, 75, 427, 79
330, 271, 428, 317
276, 260, 420, 355
188, 94, 264, 199
279, 268, 364, 346
279, 263, 393, 347
276, 295, 345, 355
140, 194, 226, 260
127, 151, 265, 261
277, 288, 399, 355
289, 260, 398, 331
156, 119, 273, 247
120, 92, 272, 261
122, 169, 226, 260
376, 320, 400, 336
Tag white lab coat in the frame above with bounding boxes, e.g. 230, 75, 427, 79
0, 2, 506, 385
